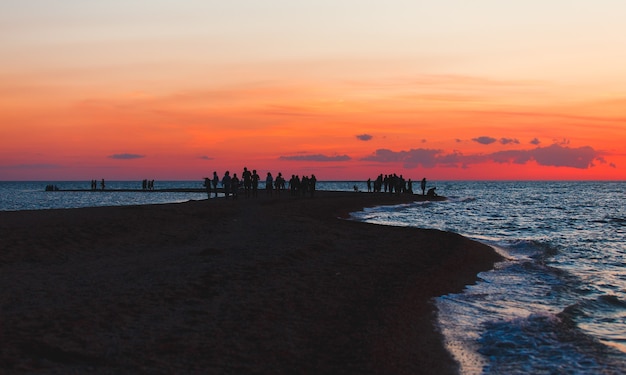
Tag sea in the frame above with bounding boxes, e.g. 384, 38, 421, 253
1, 180, 625, 374
350, 181, 626, 374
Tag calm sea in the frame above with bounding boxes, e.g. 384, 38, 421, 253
351, 181, 626, 374
2, 180, 625, 373
0, 180, 362, 211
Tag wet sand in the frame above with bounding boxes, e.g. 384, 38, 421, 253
0, 191, 501, 374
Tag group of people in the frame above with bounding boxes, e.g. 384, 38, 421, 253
365, 174, 415, 195
204, 168, 318, 199
366, 175, 436, 196
90, 179, 105, 191
142, 179, 155, 190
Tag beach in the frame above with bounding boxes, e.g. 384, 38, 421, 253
0, 191, 501, 374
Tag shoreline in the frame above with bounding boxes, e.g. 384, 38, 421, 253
0, 191, 501, 374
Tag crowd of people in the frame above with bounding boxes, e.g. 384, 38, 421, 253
204, 168, 318, 199
364, 175, 436, 196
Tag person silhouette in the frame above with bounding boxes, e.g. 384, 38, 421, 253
251, 169, 260, 197
204, 177, 211, 199
421, 177, 427, 195
265, 172, 273, 196
242, 167, 252, 198
222, 171, 231, 199
212, 171, 219, 198
231, 173, 240, 199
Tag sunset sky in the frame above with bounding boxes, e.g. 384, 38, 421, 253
2, 1, 625, 181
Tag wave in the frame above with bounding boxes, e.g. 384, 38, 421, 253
479, 311, 626, 374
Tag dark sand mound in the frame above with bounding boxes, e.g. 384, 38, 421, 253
0, 191, 501, 374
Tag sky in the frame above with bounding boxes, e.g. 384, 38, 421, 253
1, 1, 625, 181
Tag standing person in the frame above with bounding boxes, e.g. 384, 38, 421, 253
421, 177, 427, 196
367, 178, 372, 192
100, 179, 105, 191
231, 173, 240, 199
212, 171, 219, 198
242, 167, 252, 198
251, 169, 260, 197
222, 171, 231, 199
265, 172, 273, 196
204, 177, 211, 199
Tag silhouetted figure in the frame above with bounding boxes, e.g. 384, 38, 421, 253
204, 178, 211, 199
275, 173, 284, 196
421, 178, 427, 195
101, 179, 105, 191
231, 173, 240, 199
427, 187, 437, 197
251, 169, 260, 197
266, 172, 273, 196
375, 174, 383, 193
142, 179, 147, 190
222, 171, 231, 199
367, 178, 372, 192
212, 171, 219, 197
242, 167, 252, 198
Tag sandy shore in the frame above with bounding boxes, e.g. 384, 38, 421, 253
0, 191, 501, 374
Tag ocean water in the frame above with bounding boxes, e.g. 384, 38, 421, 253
350, 181, 626, 374
0, 180, 366, 211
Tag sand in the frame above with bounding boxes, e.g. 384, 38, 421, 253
0, 191, 501, 374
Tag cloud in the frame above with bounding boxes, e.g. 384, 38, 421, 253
532, 144, 598, 169
361, 148, 442, 168
199, 156, 214, 160
279, 154, 351, 162
499, 138, 520, 145
356, 134, 373, 141
108, 153, 145, 160
530, 138, 541, 145
361, 143, 605, 170
472, 136, 497, 145
490, 144, 601, 168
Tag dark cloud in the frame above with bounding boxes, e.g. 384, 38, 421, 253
532, 144, 597, 169
472, 136, 497, 145
530, 138, 541, 145
361, 148, 442, 168
361, 143, 605, 170
199, 156, 214, 160
279, 154, 351, 162
356, 134, 373, 141
108, 153, 145, 160
491, 144, 600, 169
500, 138, 520, 145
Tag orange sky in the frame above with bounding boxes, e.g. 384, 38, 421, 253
1, 1, 625, 181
